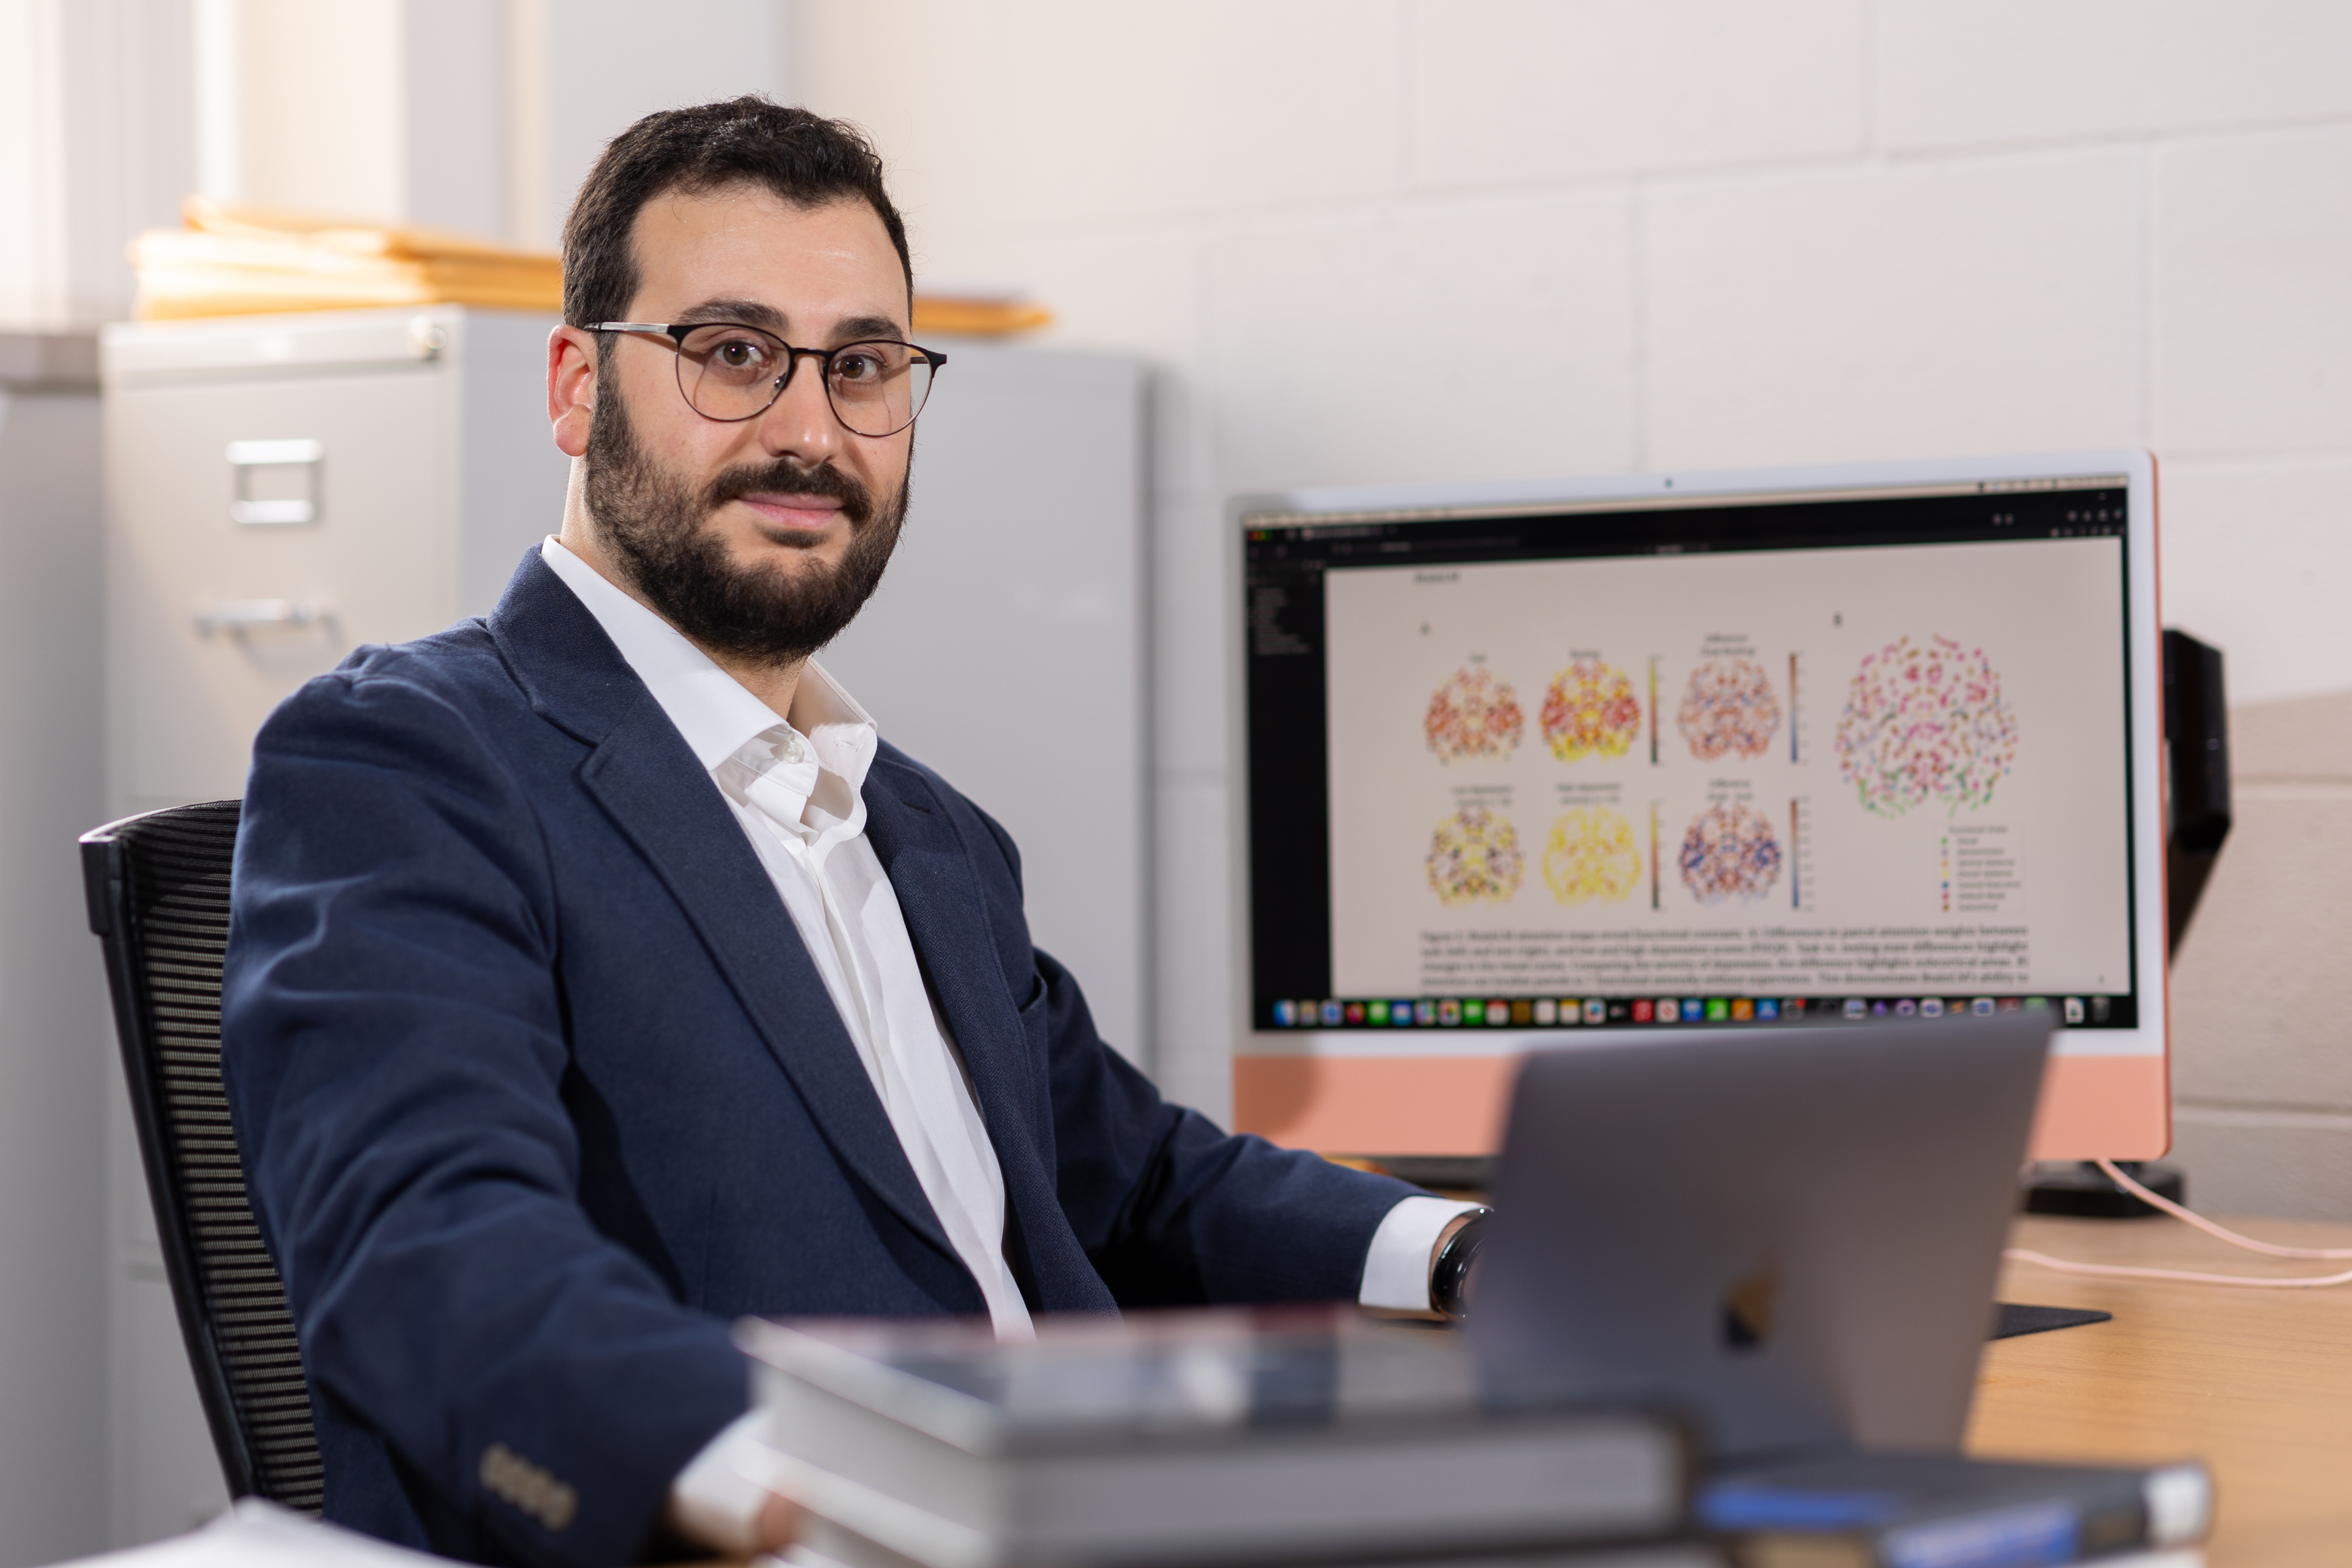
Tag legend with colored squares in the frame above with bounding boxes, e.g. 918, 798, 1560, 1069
1835, 634, 2019, 818
1426, 804, 1525, 906
1424, 665, 1524, 763
1677, 658, 1782, 762
1679, 801, 1784, 904
1540, 659, 1644, 763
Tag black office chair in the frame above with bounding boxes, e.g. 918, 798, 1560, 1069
81, 800, 325, 1511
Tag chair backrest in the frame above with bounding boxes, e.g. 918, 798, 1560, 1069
81, 801, 324, 1511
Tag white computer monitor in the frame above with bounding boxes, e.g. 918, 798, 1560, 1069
1230, 451, 2167, 1162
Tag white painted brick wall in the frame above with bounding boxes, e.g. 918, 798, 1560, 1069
2155, 128, 2352, 458
1874, 2, 2352, 150
1404, 1, 1867, 187
2171, 691, 2352, 1220
1206, 193, 1637, 489
2159, 460, 2352, 706
800, 2, 2352, 1191
1645, 150, 2146, 467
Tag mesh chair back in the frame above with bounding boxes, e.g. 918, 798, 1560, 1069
81, 801, 324, 1510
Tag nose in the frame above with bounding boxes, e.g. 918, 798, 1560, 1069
755, 347, 847, 461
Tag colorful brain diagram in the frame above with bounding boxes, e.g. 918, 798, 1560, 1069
1677, 659, 1781, 762
1542, 806, 1641, 905
1835, 634, 2019, 818
1541, 660, 1644, 763
1426, 804, 1525, 905
1424, 666, 1524, 763
1679, 801, 1783, 905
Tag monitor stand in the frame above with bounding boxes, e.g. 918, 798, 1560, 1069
2023, 1159, 2186, 1219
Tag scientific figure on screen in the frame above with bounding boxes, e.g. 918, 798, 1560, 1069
221, 99, 1486, 1568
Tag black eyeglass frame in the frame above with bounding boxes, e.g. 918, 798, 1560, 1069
590, 320, 947, 437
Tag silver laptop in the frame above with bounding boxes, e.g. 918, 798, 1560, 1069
1471, 1015, 2054, 1457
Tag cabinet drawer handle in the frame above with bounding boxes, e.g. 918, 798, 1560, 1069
227, 438, 323, 526
193, 599, 331, 637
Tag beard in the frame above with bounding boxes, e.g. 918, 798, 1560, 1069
582, 367, 908, 666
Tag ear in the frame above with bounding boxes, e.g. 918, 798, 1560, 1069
548, 325, 600, 459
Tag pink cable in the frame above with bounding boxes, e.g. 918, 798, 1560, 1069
2004, 1248, 2352, 1289
2001, 1158, 2352, 1288
2093, 1157, 2352, 1259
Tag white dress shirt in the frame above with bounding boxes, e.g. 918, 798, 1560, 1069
536, 538, 1475, 1550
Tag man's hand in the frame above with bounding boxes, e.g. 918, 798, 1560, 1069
754, 1490, 803, 1555
665, 1424, 803, 1559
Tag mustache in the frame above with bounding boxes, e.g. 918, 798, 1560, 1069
704, 458, 874, 528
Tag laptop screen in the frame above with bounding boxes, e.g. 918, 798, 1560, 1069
1240, 473, 2139, 1039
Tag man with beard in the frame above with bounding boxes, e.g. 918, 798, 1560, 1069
222, 99, 1481, 1568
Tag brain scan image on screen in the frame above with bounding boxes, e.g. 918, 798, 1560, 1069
1835, 634, 2019, 818
1677, 658, 1782, 761
1679, 801, 1783, 904
1426, 804, 1525, 905
1424, 666, 1524, 763
1540, 660, 1644, 763
1542, 806, 1642, 905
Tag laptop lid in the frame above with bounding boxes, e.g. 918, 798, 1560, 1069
1471, 1014, 2052, 1457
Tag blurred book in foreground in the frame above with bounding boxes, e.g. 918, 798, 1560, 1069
49, 1498, 451, 1568
1702, 1450, 2211, 1568
738, 1306, 1698, 1568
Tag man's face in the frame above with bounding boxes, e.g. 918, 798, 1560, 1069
583, 186, 915, 665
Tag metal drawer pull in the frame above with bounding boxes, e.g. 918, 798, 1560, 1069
194, 599, 331, 637
227, 438, 323, 526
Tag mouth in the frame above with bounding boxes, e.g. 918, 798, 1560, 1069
732, 491, 847, 535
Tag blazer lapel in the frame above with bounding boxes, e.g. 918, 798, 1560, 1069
858, 769, 1035, 1112
861, 760, 1101, 1306
491, 552, 956, 1266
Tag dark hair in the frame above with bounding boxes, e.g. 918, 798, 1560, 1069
561, 96, 913, 328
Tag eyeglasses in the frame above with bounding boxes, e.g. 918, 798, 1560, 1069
591, 321, 945, 438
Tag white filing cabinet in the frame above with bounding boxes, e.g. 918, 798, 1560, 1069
101, 306, 568, 814
99, 306, 567, 1544
0, 332, 109, 1566
822, 343, 1152, 1063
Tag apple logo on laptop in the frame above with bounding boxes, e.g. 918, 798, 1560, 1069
1721, 1260, 1777, 1351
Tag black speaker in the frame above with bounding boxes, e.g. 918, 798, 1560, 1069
2163, 628, 2232, 953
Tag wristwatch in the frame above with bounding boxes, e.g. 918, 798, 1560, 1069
1430, 1207, 1493, 1322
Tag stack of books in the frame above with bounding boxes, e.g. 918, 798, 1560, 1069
736, 1308, 2211, 1568
736, 1306, 1715, 1568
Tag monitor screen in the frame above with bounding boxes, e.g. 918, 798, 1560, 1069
1234, 455, 2166, 1161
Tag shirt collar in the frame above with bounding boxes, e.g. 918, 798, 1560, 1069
538, 535, 879, 794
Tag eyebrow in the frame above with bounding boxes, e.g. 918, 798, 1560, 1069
674, 297, 785, 330
670, 301, 910, 344
829, 314, 908, 344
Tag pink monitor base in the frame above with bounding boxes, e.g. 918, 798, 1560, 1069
1232, 1049, 2169, 1165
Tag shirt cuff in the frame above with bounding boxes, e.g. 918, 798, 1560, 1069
1357, 1194, 1485, 1312
668, 1408, 778, 1556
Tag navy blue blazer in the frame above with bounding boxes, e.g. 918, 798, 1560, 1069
221, 550, 1417, 1568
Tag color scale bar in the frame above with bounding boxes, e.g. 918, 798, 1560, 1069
1648, 656, 1659, 765
1789, 651, 1800, 763
1650, 801, 1661, 909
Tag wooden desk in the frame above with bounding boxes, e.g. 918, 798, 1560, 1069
1970, 1214, 2352, 1566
